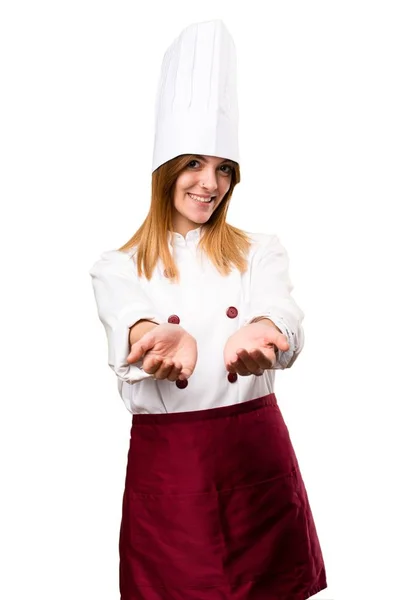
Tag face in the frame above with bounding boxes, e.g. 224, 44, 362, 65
171, 154, 234, 236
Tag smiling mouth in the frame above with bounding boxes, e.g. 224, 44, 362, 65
188, 193, 216, 204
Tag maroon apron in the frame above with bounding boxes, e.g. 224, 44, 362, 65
119, 393, 327, 599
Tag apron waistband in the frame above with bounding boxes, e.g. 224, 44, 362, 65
131, 393, 277, 425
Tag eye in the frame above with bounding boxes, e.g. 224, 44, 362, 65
187, 160, 200, 168
219, 164, 233, 175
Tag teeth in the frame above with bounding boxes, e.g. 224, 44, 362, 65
188, 193, 214, 203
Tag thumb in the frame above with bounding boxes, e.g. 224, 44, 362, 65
274, 332, 290, 352
127, 333, 155, 364
179, 366, 195, 380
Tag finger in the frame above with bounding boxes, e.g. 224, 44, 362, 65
236, 349, 261, 373
248, 347, 275, 370
167, 361, 182, 382
234, 349, 267, 375
154, 359, 175, 380
230, 349, 275, 374
142, 356, 163, 375
268, 332, 289, 352
128, 334, 156, 363
127, 344, 145, 363
179, 366, 194, 380
228, 356, 252, 377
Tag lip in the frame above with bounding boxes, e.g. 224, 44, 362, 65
188, 192, 215, 199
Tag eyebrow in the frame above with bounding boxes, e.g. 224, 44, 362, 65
193, 154, 234, 165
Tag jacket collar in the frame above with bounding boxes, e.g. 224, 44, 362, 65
167, 226, 204, 248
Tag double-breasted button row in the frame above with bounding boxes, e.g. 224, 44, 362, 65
176, 371, 238, 388
167, 314, 184, 387
167, 306, 239, 388
168, 306, 238, 324
169, 307, 238, 323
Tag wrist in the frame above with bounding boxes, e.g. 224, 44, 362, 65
129, 319, 159, 346
248, 317, 282, 334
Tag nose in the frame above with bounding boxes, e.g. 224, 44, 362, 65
200, 166, 218, 193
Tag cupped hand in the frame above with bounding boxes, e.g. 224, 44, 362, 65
223, 321, 290, 376
127, 323, 197, 381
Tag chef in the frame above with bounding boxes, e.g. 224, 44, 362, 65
90, 19, 327, 600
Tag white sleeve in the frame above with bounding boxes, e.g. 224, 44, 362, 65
89, 249, 164, 383
243, 235, 305, 369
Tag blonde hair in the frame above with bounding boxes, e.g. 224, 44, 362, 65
118, 154, 252, 283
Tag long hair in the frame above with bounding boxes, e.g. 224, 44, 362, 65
118, 154, 252, 283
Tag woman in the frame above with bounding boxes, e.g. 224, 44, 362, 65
90, 20, 327, 600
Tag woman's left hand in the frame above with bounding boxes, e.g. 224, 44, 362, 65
223, 321, 290, 376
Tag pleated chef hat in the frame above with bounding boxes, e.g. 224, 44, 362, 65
152, 19, 240, 172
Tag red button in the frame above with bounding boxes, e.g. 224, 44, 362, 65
176, 378, 188, 389
227, 372, 238, 383
168, 315, 180, 324
226, 306, 238, 319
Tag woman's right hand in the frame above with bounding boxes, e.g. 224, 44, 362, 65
127, 323, 197, 381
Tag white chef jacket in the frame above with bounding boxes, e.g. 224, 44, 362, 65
89, 227, 305, 414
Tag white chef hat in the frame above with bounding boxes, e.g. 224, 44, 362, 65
152, 19, 240, 172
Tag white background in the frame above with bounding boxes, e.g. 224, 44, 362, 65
1, 1, 399, 599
